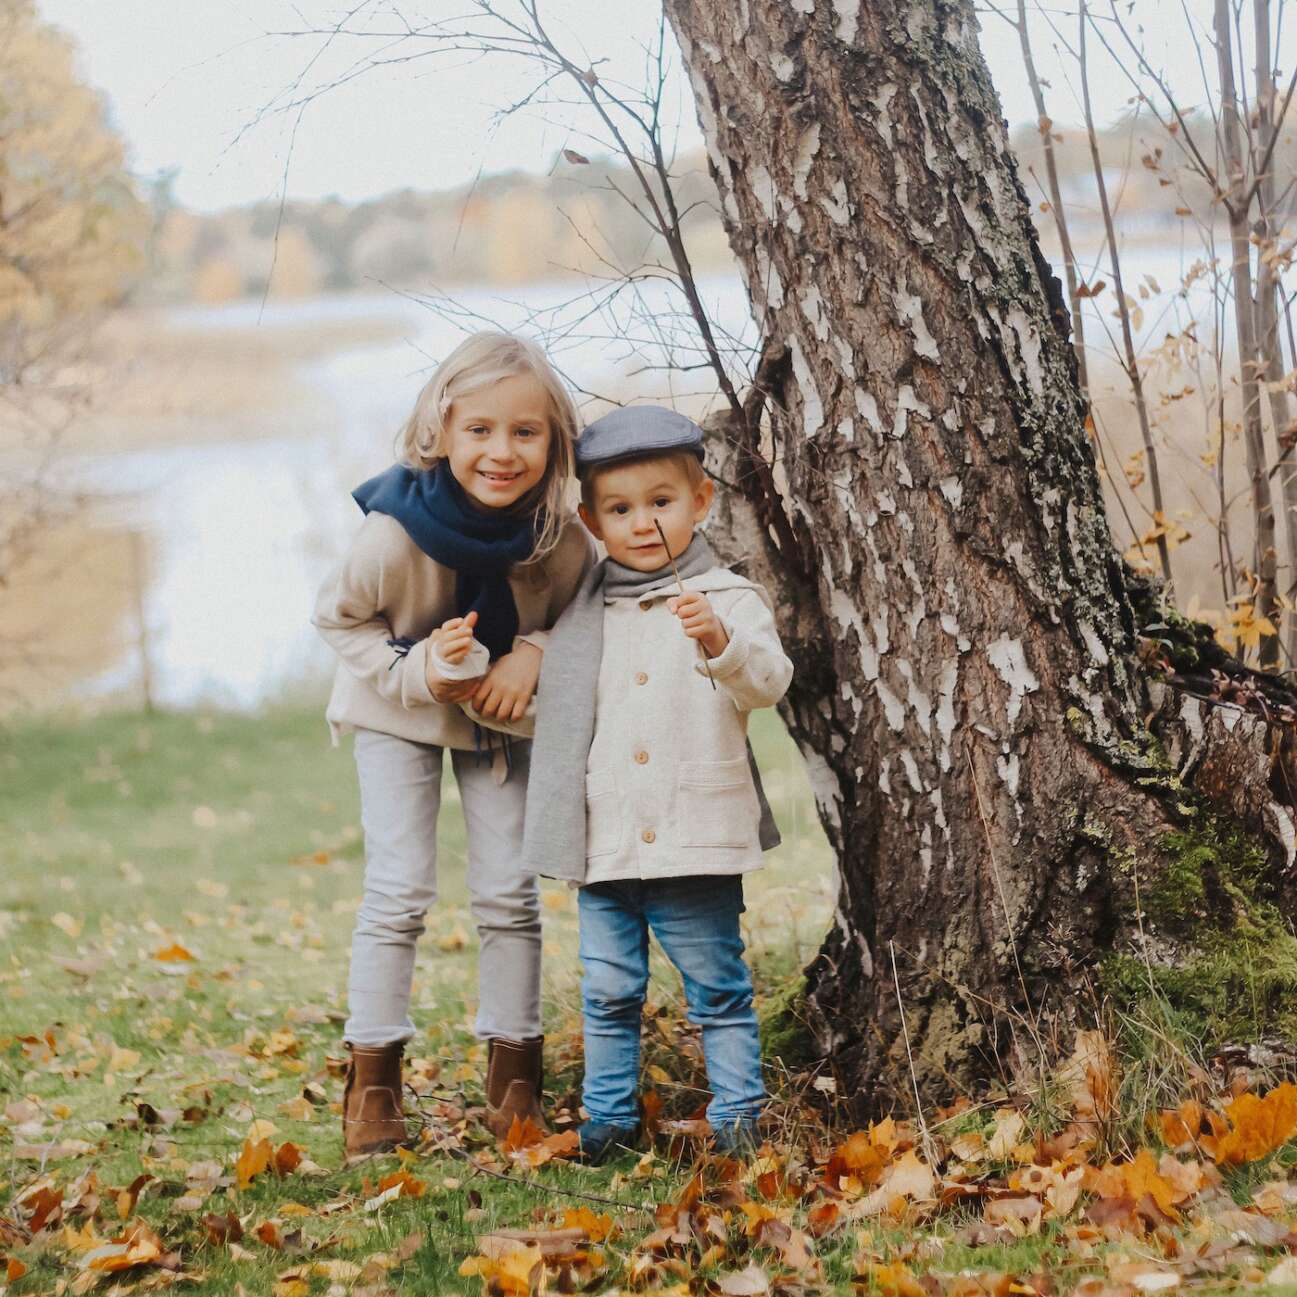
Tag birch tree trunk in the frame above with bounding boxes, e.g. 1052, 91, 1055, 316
662, 0, 1297, 1106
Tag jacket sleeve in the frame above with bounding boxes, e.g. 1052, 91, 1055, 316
698, 587, 794, 712
311, 517, 438, 709
516, 523, 598, 654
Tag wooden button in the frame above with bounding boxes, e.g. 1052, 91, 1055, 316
639, 600, 653, 611
634, 749, 649, 765
635, 672, 648, 685
641, 828, 656, 844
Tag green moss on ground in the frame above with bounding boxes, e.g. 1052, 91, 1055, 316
1100, 818, 1297, 1044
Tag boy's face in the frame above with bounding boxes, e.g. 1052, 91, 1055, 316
579, 456, 713, 571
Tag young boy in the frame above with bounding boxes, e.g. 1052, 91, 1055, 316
524, 405, 794, 1162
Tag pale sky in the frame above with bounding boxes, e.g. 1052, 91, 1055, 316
38, 1, 1225, 213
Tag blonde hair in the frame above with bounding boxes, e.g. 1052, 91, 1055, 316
580, 449, 706, 511
398, 331, 579, 560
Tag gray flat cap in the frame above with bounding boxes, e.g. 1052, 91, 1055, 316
575, 405, 704, 475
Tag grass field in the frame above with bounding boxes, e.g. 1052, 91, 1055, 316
0, 704, 842, 1294
7, 706, 1297, 1296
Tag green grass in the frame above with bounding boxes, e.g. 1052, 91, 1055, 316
0, 703, 835, 1294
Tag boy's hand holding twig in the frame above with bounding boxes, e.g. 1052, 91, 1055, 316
427, 611, 485, 702
473, 641, 541, 722
667, 592, 728, 659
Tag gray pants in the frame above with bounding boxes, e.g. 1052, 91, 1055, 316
345, 729, 541, 1047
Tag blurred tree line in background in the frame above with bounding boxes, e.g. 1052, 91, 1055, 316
143, 113, 1215, 305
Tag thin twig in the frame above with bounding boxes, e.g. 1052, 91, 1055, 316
654, 517, 716, 689
888, 939, 937, 1167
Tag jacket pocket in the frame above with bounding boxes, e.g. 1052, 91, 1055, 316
677, 758, 760, 850
586, 767, 621, 858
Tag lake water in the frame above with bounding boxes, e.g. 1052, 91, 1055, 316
74, 243, 1227, 709
76, 275, 759, 708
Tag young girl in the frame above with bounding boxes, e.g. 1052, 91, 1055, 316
312, 332, 593, 1159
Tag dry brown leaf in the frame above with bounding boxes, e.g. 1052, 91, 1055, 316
717, 1261, 770, 1295
201, 1212, 243, 1246
273, 1141, 303, 1175
984, 1195, 1043, 1236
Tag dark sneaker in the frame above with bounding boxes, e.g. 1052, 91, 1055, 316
577, 1119, 640, 1165
711, 1117, 762, 1158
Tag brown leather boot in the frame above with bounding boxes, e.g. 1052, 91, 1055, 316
342, 1042, 407, 1160
484, 1037, 549, 1140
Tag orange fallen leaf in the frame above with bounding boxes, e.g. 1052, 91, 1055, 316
561, 1206, 613, 1242
1211, 1083, 1297, 1165
502, 1114, 545, 1152
1090, 1148, 1182, 1222
376, 1169, 426, 1199
807, 1200, 842, 1237
513, 1129, 580, 1169
460, 1241, 543, 1295
235, 1137, 273, 1190
867, 1260, 927, 1297
256, 1221, 283, 1249
6, 1257, 27, 1282
153, 942, 195, 962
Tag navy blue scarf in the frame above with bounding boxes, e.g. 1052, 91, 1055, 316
352, 462, 538, 660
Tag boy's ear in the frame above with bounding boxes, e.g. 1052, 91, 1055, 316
577, 501, 603, 540
692, 475, 715, 523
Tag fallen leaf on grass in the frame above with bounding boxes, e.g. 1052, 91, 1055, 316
152, 942, 195, 962
79, 1219, 176, 1277
235, 1137, 272, 1189
858, 1149, 937, 1216
717, 1261, 770, 1295
364, 1169, 426, 1210
984, 1195, 1044, 1236
512, 1129, 580, 1169
479, 1228, 588, 1261
858, 1260, 927, 1297
234, 1137, 302, 1190
273, 1141, 303, 1174
1210, 1083, 1297, 1165
52, 912, 83, 938
13, 1139, 95, 1160
560, 1207, 613, 1242
202, 1212, 242, 1245
460, 1241, 544, 1295
5, 1257, 27, 1283
1089, 1149, 1184, 1222
19, 1182, 63, 1232
1269, 1256, 1297, 1284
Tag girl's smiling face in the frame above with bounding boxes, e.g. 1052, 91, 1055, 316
444, 372, 554, 509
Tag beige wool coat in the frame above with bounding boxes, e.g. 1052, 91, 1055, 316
583, 567, 794, 884
312, 511, 594, 749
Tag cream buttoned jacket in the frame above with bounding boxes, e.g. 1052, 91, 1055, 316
583, 566, 794, 884
312, 512, 594, 749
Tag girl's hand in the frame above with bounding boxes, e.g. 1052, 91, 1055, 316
433, 610, 479, 665
668, 592, 728, 659
427, 612, 484, 702
472, 642, 542, 722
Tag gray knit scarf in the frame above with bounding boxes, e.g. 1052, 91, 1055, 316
523, 533, 780, 883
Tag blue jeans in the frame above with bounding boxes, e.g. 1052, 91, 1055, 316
578, 875, 765, 1128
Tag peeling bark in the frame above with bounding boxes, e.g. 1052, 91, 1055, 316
664, 0, 1297, 1107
